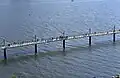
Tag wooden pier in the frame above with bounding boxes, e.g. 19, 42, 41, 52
0, 26, 120, 60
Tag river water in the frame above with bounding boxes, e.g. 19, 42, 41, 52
0, 0, 120, 78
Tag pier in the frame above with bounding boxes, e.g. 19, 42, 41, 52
0, 26, 120, 60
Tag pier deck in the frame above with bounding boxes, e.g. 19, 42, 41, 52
0, 29, 120, 49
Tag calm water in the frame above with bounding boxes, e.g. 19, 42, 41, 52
0, 0, 120, 78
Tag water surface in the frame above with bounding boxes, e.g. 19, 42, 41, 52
0, 0, 120, 78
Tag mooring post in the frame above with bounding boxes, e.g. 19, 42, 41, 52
3, 39, 7, 60
113, 26, 116, 42
89, 28, 92, 46
63, 32, 65, 52
35, 35, 37, 55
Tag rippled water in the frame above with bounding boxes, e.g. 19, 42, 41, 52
0, 0, 120, 78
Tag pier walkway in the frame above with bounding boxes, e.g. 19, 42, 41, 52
0, 26, 120, 60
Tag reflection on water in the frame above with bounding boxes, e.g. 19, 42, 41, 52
0, 0, 120, 78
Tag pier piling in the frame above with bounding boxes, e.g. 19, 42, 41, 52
113, 26, 116, 42
4, 48, 7, 60
89, 28, 92, 46
63, 32, 65, 52
3, 39, 7, 60
63, 40, 65, 52
35, 44, 37, 55
35, 35, 37, 55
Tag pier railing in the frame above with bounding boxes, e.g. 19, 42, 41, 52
0, 26, 120, 60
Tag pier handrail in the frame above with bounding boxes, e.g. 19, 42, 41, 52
1, 29, 120, 49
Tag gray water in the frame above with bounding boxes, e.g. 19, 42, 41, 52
0, 0, 120, 78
